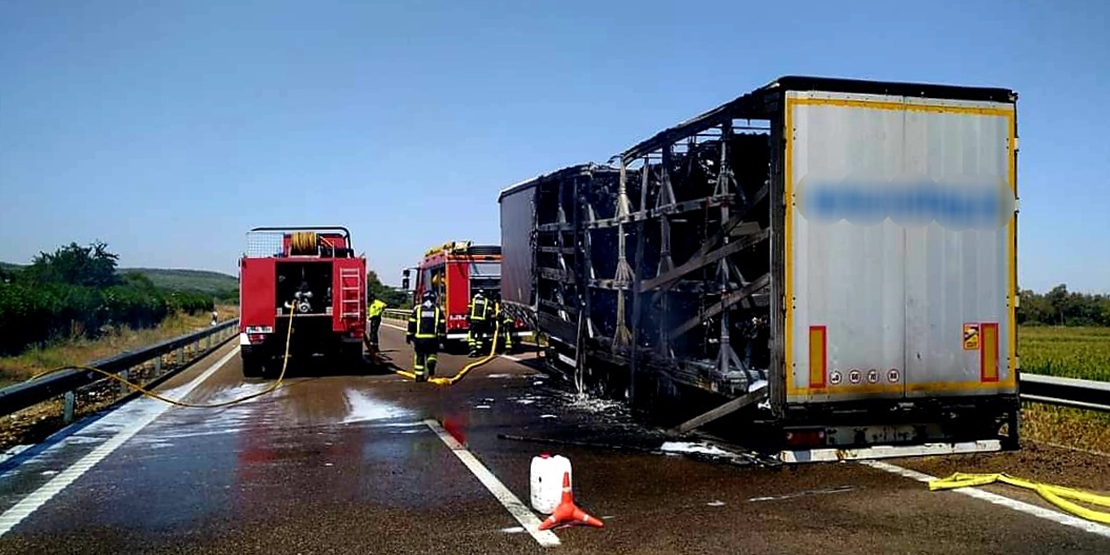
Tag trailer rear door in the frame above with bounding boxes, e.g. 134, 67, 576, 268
784, 90, 1017, 404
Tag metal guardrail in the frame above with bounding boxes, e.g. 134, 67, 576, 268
382, 308, 408, 321
1019, 373, 1110, 413
0, 318, 240, 421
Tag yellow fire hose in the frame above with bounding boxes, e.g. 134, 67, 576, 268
389, 320, 503, 386
29, 301, 300, 409
930, 472, 1110, 524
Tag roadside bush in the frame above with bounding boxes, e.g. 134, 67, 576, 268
0, 241, 218, 356
169, 290, 214, 315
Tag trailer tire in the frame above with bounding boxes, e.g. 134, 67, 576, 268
1002, 409, 1021, 450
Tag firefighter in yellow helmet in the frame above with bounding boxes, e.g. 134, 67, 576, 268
407, 291, 445, 382
466, 289, 491, 357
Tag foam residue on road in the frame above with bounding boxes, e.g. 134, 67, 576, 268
341, 389, 412, 424
660, 441, 733, 458
205, 382, 277, 405
562, 392, 625, 415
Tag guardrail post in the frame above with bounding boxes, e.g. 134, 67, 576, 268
154, 355, 162, 377
119, 368, 129, 397
178, 346, 185, 365
63, 391, 75, 424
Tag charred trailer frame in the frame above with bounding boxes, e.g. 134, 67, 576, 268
498, 76, 1021, 459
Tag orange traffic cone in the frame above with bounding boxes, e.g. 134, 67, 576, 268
442, 414, 467, 447
537, 471, 604, 530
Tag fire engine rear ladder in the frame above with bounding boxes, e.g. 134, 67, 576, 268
339, 268, 363, 320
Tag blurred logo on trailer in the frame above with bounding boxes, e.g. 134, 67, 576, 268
795, 173, 1016, 231
849, 369, 862, 384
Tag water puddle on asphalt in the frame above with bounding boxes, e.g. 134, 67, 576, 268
341, 389, 413, 424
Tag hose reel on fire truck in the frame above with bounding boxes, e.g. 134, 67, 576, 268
289, 231, 318, 256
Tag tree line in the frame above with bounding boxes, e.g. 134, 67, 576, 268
1018, 285, 1110, 327
366, 269, 410, 308
0, 241, 215, 356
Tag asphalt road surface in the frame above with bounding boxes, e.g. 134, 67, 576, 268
0, 323, 1108, 554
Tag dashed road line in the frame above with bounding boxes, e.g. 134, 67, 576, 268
425, 418, 561, 548
0, 347, 240, 538
859, 460, 1110, 539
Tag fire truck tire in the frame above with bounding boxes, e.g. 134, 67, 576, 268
241, 354, 264, 378
337, 343, 363, 372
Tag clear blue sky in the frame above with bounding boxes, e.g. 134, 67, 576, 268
1, 0, 1106, 292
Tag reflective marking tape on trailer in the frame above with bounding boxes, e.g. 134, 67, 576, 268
779, 440, 1001, 463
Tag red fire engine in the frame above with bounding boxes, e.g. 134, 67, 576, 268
238, 226, 366, 378
403, 240, 530, 352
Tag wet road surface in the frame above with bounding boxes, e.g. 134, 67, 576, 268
0, 323, 1108, 554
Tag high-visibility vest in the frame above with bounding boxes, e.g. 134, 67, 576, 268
410, 304, 443, 339
369, 299, 386, 317
469, 296, 489, 321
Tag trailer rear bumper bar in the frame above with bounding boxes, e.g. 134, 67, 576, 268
779, 439, 1001, 463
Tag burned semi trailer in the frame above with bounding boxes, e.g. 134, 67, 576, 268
498, 76, 1021, 461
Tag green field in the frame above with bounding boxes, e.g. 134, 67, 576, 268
3, 263, 236, 295
120, 268, 237, 295
1019, 326, 1110, 381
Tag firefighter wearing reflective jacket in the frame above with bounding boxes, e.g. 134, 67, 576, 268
367, 295, 387, 349
467, 290, 491, 357
407, 291, 445, 382
492, 292, 514, 354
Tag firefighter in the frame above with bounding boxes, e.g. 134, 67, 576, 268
367, 294, 387, 349
466, 289, 491, 357
407, 291, 445, 382
497, 294, 517, 354
491, 292, 510, 354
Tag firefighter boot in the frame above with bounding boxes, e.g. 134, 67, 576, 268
428, 354, 438, 377
413, 353, 427, 383
467, 330, 479, 357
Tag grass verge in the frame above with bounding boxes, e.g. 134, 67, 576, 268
1021, 403, 1110, 455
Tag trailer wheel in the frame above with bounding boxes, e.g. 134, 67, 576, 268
1002, 409, 1021, 450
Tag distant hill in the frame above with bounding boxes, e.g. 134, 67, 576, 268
1, 262, 237, 296
120, 268, 238, 294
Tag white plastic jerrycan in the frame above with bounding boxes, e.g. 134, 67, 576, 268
530, 453, 572, 514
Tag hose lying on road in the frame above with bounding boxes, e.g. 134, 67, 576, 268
27, 301, 300, 409
386, 321, 502, 386
930, 472, 1110, 524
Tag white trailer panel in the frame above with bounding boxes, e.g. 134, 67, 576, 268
785, 91, 1017, 404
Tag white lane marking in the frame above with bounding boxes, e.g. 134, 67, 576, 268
859, 460, 1110, 539
500, 354, 522, 362
424, 419, 560, 548
0, 347, 240, 538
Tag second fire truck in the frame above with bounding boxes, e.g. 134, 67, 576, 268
403, 240, 530, 352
